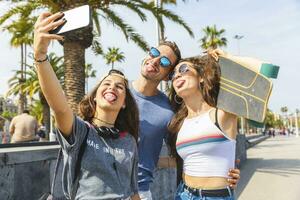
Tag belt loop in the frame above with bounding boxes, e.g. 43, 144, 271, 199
226, 186, 233, 197
198, 188, 203, 198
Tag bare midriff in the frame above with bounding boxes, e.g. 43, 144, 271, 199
182, 173, 229, 189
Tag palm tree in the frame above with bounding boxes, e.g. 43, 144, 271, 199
199, 25, 227, 50
7, 53, 65, 136
104, 47, 125, 69
150, 0, 198, 41
1, 1, 193, 113
2, 13, 36, 113
85, 63, 97, 93
30, 99, 43, 125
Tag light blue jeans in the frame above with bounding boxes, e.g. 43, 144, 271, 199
174, 182, 234, 200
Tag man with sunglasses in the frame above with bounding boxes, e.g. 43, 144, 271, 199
131, 42, 240, 200
130, 41, 181, 200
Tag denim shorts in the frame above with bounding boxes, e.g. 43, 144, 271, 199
174, 182, 234, 200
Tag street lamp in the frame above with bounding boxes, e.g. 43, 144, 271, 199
233, 35, 244, 55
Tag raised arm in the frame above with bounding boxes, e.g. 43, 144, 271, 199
33, 12, 73, 137
209, 49, 263, 73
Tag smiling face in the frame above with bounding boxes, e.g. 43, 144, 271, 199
141, 45, 178, 82
172, 61, 203, 98
94, 74, 126, 112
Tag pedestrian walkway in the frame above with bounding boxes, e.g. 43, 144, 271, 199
236, 135, 300, 200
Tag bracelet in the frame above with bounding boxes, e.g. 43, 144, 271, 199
34, 54, 49, 63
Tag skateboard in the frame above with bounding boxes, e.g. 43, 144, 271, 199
217, 56, 279, 122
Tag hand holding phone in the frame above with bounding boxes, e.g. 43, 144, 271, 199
49, 5, 91, 35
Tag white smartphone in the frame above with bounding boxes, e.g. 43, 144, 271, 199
49, 5, 91, 35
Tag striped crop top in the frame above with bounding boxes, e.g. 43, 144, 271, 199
176, 109, 236, 178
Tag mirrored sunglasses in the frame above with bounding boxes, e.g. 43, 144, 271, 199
149, 47, 172, 68
168, 63, 190, 81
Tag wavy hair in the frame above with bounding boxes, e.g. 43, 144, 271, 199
167, 54, 221, 155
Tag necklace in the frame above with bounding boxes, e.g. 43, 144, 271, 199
93, 117, 114, 126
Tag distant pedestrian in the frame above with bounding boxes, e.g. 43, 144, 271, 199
9, 110, 38, 143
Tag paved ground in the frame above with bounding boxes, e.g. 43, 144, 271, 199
236, 135, 300, 200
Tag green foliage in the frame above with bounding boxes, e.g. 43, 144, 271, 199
274, 118, 284, 128
264, 109, 276, 128
104, 47, 125, 69
85, 63, 97, 79
7, 52, 65, 100
1, 110, 17, 120
264, 108, 284, 128
1, 0, 194, 52
85, 63, 97, 92
29, 99, 43, 124
199, 25, 227, 50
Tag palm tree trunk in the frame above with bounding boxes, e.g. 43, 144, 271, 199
18, 44, 25, 114
24, 44, 28, 109
63, 42, 86, 113
112, 62, 114, 69
40, 92, 50, 139
159, 1, 165, 42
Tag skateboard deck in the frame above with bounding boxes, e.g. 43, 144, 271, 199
217, 56, 277, 122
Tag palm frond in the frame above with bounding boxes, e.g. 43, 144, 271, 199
0, 2, 40, 25
110, 0, 147, 22
136, 0, 194, 38
100, 7, 148, 50
92, 10, 101, 36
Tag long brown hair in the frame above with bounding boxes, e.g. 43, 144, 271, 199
79, 71, 139, 141
167, 55, 221, 155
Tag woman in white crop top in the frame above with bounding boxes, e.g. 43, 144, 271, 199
168, 50, 239, 200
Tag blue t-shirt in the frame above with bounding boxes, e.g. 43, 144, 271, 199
130, 88, 174, 191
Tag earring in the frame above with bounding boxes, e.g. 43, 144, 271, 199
94, 98, 96, 102
174, 94, 183, 104
122, 105, 126, 109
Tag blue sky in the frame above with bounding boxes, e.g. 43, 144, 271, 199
0, 0, 299, 113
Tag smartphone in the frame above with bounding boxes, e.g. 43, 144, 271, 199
49, 5, 91, 35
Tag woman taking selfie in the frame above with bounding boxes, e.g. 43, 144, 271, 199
168, 52, 238, 200
34, 12, 140, 200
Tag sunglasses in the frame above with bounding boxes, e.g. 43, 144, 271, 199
95, 126, 120, 139
168, 63, 190, 81
149, 47, 172, 68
